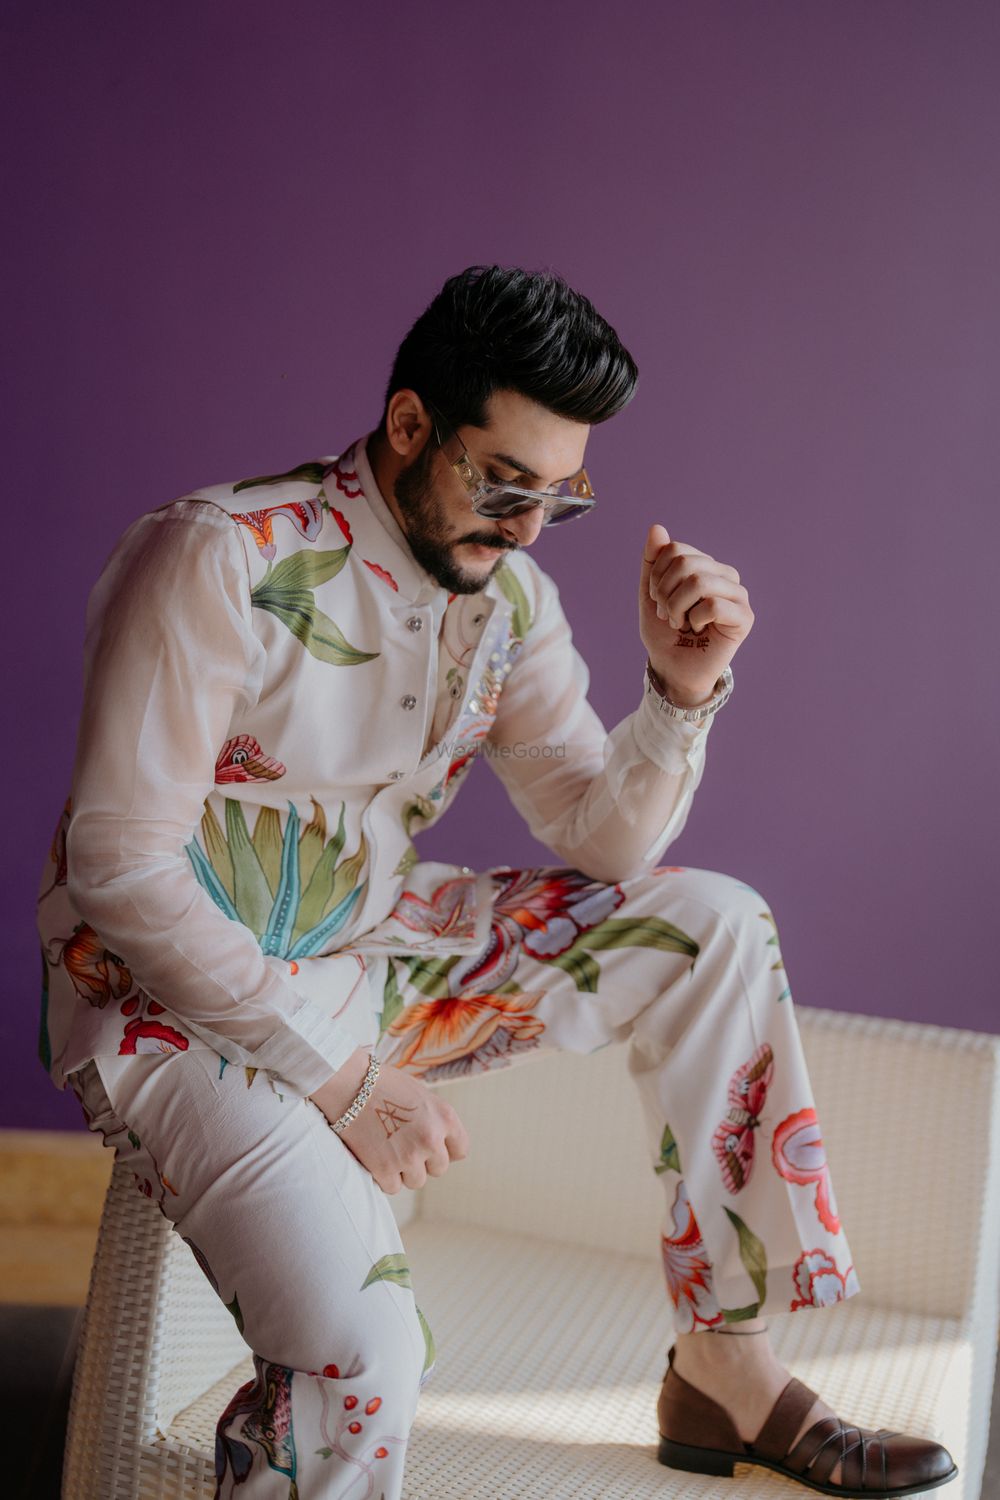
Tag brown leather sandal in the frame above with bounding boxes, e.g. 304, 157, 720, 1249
657, 1345, 958, 1496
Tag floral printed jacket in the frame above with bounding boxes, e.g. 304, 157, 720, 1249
36, 437, 714, 1096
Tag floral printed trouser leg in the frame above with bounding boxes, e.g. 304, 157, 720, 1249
66, 860, 859, 1498
377, 862, 860, 1333
68, 1048, 429, 1500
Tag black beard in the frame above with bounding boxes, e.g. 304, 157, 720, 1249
393, 444, 516, 594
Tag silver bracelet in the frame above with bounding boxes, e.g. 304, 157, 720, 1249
328, 1053, 380, 1135
645, 661, 734, 723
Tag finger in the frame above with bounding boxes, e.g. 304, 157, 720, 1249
377, 1170, 403, 1196
400, 1163, 428, 1191
686, 595, 753, 637
424, 1148, 452, 1178
639, 523, 671, 605
444, 1121, 470, 1162
665, 576, 749, 629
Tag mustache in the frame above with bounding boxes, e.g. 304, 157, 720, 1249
457, 534, 518, 551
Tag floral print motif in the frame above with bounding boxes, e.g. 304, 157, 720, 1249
250, 547, 379, 667
117, 987, 188, 1058
389, 875, 479, 943
771, 1107, 841, 1232
790, 1248, 860, 1310
325, 448, 364, 500
46, 923, 132, 1009
215, 1355, 299, 1498
38, 795, 71, 901
382, 990, 547, 1081
186, 797, 368, 959
660, 1180, 723, 1332
450, 868, 626, 994
215, 734, 287, 784
363, 558, 398, 590
233, 499, 324, 560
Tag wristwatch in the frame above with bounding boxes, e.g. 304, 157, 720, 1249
645, 661, 734, 723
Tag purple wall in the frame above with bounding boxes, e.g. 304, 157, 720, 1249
6, 2, 998, 1130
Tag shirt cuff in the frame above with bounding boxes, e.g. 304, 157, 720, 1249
631, 670, 713, 775
249, 953, 376, 1097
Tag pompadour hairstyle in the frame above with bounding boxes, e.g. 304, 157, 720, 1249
381, 265, 638, 431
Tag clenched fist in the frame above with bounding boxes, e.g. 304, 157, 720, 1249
309, 1047, 469, 1194
639, 523, 754, 707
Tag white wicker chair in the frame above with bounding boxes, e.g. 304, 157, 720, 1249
63, 1005, 1000, 1499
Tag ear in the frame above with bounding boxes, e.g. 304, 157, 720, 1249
385, 389, 432, 459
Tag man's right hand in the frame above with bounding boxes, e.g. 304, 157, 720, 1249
308, 1047, 469, 1194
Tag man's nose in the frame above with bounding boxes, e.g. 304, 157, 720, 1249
499, 504, 546, 548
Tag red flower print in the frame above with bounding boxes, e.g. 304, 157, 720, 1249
660, 1181, 723, 1333
363, 558, 399, 590
50, 923, 132, 1009
327, 448, 364, 500
452, 868, 625, 993
790, 1248, 860, 1310
771, 1107, 841, 1232
390, 876, 480, 943
119, 1018, 190, 1055
215, 734, 287, 784
382, 991, 546, 1081
233, 498, 324, 559
330, 506, 353, 544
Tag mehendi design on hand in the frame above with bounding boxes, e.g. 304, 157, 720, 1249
375, 1098, 417, 1138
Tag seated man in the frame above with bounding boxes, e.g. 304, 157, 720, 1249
37, 264, 956, 1499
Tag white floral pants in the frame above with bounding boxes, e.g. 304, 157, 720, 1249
67, 861, 859, 1499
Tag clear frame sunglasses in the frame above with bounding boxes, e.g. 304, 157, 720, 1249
428, 405, 597, 526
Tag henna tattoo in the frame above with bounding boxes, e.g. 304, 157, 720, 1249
375, 1097, 417, 1138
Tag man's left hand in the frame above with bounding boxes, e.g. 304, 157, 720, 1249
639, 523, 754, 707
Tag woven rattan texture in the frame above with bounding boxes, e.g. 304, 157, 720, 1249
61, 1006, 1000, 1499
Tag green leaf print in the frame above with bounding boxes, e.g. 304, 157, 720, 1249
361, 1254, 413, 1291
234, 461, 329, 493
293, 805, 348, 940
722, 1302, 761, 1323
399, 955, 460, 1000
497, 562, 533, 640
252, 805, 285, 895
259, 804, 302, 956
251, 548, 378, 667
380, 962, 405, 1039
654, 1122, 681, 1175
200, 802, 235, 901
185, 836, 241, 922
545, 917, 699, 992
724, 1206, 768, 1305
297, 799, 328, 891
225, 799, 275, 937
547, 947, 602, 993
417, 1305, 436, 1378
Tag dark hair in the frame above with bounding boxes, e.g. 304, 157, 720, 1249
381, 265, 638, 432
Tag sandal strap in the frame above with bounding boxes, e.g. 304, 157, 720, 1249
790, 1419, 899, 1491
751, 1377, 821, 1461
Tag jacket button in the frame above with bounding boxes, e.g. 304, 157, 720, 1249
387, 770, 404, 781
406, 616, 423, 632
400, 694, 417, 710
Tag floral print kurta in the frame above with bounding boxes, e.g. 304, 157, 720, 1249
37, 437, 714, 1097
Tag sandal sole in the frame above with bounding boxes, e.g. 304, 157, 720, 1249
657, 1435, 959, 1497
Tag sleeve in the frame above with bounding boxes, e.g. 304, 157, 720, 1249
485, 560, 715, 885
64, 498, 368, 1097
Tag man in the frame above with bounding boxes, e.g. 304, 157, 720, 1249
37, 266, 955, 1498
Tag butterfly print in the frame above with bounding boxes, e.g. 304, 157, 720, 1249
232, 498, 324, 559
712, 1042, 774, 1193
215, 734, 287, 784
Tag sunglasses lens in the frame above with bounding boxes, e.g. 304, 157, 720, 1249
543, 502, 591, 525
